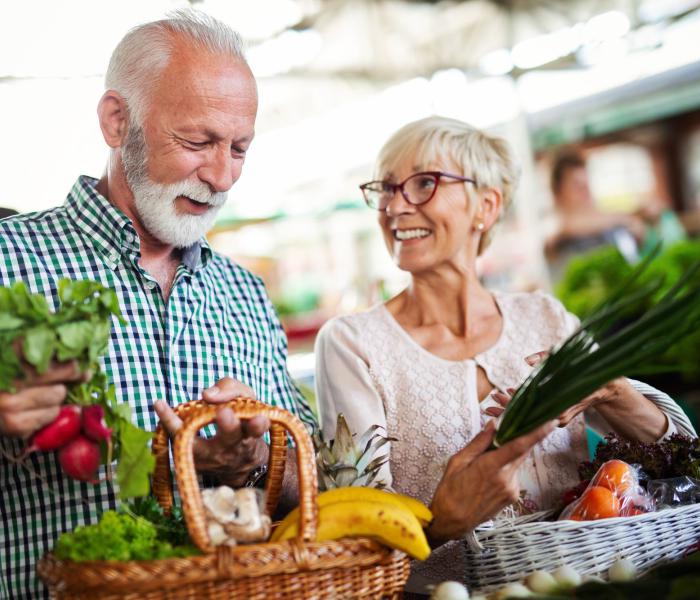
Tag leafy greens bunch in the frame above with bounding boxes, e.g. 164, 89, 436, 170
53, 506, 199, 562
0, 279, 154, 499
580, 433, 700, 482
496, 249, 700, 446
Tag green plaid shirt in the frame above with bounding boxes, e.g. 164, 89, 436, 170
0, 176, 316, 599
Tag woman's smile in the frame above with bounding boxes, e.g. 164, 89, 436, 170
393, 227, 433, 242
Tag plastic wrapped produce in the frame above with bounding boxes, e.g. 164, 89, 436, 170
559, 460, 655, 521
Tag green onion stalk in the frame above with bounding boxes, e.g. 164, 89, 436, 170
495, 247, 700, 447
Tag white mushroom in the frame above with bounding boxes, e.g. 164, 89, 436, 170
222, 488, 271, 543
202, 486, 239, 524
202, 486, 271, 544
207, 521, 229, 546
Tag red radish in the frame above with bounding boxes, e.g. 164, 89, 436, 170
58, 435, 101, 482
24, 405, 81, 455
82, 405, 112, 442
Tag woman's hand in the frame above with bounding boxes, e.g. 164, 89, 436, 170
485, 351, 668, 441
484, 351, 612, 427
427, 419, 557, 544
154, 377, 270, 487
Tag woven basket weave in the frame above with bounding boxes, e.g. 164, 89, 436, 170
38, 398, 410, 599
464, 502, 700, 594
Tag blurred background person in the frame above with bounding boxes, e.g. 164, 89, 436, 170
544, 151, 649, 279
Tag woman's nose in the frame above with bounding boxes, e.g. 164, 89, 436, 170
384, 187, 414, 217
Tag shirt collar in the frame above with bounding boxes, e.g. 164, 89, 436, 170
65, 176, 213, 272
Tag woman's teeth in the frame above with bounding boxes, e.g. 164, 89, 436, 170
394, 228, 431, 241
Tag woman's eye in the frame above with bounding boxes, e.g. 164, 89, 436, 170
184, 139, 207, 149
417, 176, 436, 189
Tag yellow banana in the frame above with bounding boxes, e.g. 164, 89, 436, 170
273, 499, 431, 561
317, 487, 433, 526
270, 487, 432, 543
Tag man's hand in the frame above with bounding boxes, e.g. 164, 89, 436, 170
154, 377, 271, 487
0, 361, 84, 439
428, 419, 556, 544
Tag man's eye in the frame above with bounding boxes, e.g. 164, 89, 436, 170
183, 139, 207, 149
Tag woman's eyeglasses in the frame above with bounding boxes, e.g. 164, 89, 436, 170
359, 171, 476, 211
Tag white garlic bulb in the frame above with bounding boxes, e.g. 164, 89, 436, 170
552, 565, 581, 588
430, 581, 469, 600
525, 570, 557, 593
609, 558, 636, 582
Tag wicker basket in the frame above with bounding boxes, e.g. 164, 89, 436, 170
38, 398, 411, 599
464, 503, 700, 594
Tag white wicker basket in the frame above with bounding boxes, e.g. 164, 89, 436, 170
464, 503, 700, 594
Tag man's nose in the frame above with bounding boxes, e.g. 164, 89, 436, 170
199, 146, 238, 193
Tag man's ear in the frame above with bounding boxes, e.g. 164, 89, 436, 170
479, 187, 503, 230
97, 90, 129, 148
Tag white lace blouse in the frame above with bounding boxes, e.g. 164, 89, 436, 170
314, 291, 695, 587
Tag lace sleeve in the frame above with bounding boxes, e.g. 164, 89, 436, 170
585, 378, 696, 441
314, 317, 393, 486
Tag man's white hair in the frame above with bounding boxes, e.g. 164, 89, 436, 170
105, 8, 246, 127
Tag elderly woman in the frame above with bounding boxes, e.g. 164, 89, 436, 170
314, 116, 695, 590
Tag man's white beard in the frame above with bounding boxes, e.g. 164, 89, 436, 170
122, 123, 228, 248
132, 178, 227, 248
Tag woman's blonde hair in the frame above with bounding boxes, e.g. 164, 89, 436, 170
375, 116, 520, 254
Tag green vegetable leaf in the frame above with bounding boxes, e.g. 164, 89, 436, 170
56, 321, 94, 352
21, 326, 57, 373
99, 289, 122, 318
0, 313, 24, 331
116, 421, 155, 500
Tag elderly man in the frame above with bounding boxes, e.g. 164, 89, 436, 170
0, 10, 314, 598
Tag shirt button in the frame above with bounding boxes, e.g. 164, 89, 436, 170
125, 233, 135, 244
145, 281, 156, 290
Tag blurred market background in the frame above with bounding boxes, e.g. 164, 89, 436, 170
2, 0, 700, 422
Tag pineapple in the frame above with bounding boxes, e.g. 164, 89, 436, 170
313, 414, 395, 490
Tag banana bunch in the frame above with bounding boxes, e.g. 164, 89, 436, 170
270, 487, 432, 561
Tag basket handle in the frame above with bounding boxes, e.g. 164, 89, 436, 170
151, 398, 318, 552
151, 400, 288, 518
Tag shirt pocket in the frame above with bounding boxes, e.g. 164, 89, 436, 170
206, 353, 271, 401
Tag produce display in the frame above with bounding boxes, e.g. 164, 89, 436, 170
556, 434, 700, 517
0, 280, 153, 498
270, 486, 431, 560
557, 240, 700, 383
560, 460, 654, 521
495, 249, 700, 446
53, 496, 199, 562
579, 433, 700, 482
429, 553, 700, 599
288, 413, 432, 559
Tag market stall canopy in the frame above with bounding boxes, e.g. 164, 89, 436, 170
1, 0, 699, 217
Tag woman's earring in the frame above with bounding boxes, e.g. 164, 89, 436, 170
475, 221, 485, 231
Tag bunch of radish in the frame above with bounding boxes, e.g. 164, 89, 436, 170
24, 404, 113, 482
2, 280, 154, 498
